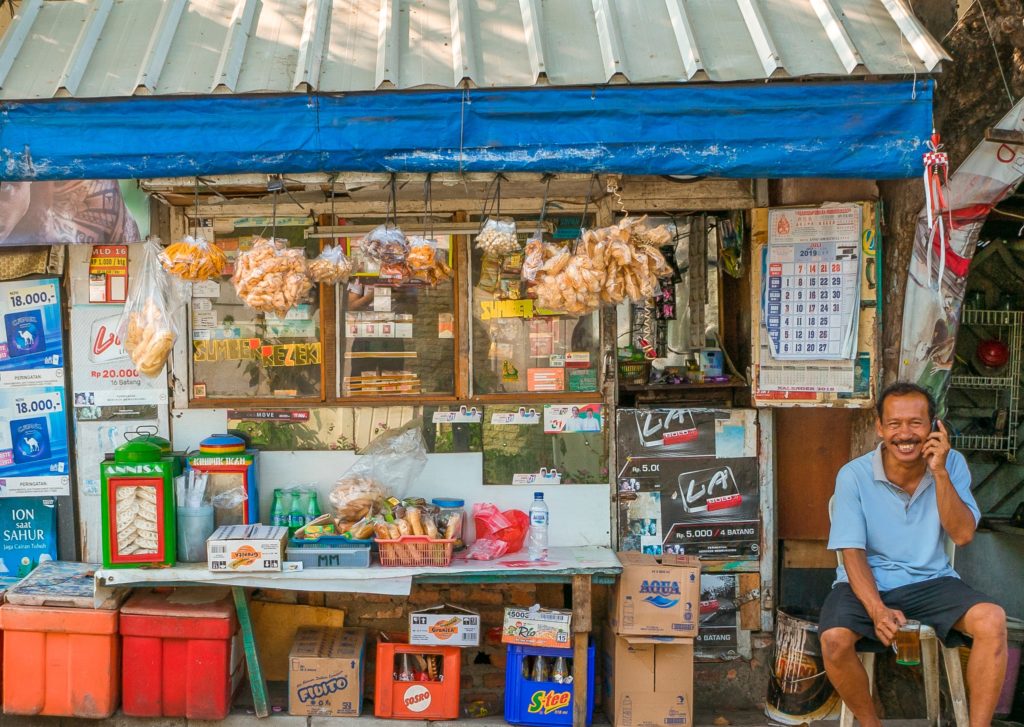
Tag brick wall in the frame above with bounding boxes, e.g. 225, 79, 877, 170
256, 582, 610, 718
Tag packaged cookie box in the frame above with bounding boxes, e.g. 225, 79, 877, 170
207, 525, 288, 572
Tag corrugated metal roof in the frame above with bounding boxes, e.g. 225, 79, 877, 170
0, 0, 949, 100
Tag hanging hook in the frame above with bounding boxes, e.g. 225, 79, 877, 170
193, 176, 201, 239
423, 173, 434, 241
387, 173, 398, 228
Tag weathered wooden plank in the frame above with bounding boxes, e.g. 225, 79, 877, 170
571, 574, 592, 727
233, 587, 270, 718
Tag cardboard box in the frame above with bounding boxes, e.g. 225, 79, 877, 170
207, 525, 288, 572
502, 606, 572, 648
410, 605, 481, 647
609, 552, 700, 638
289, 627, 366, 717
602, 627, 693, 727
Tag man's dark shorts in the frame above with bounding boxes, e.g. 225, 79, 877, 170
819, 576, 992, 649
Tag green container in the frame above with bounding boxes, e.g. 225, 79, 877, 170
100, 439, 178, 569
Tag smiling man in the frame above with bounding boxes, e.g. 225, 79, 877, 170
820, 382, 1007, 727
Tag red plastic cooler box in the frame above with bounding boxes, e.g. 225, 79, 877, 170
120, 590, 241, 720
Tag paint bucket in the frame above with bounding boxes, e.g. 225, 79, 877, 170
764, 611, 841, 725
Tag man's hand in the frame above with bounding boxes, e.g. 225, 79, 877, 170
922, 419, 950, 474
869, 605, 907, 646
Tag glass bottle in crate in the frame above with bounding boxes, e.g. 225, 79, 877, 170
531, 655, 549, 682
552, 656, 569, 684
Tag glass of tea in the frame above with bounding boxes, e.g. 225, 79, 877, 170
894, 620, 922, 666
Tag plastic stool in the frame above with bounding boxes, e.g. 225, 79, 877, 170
838, 624, 969, 727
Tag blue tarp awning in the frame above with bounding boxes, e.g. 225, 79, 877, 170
0, 80, 933, 181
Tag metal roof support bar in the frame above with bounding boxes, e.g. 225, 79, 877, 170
375, 0, 400, 89
212, 0, 260, 93
294, 0, 333, 91
880, 0, 945, 72
736, 0, 781, 78
135, 0, 188, 94
809, 0, 865, 74
449, 0, 476, 86
663, 0, 702, 80
56, 0, 113, 97
591, 0, 628, 82
517, 0, 546, 83
0, 0, 43, 89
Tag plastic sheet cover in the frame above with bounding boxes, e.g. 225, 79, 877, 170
0, 81, 932, 181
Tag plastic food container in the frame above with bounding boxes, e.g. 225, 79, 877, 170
286, 537, 372, 569
431, 498, 466, 546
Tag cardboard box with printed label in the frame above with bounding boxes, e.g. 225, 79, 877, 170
502, 606, 572, 648
410, 605, 481, 647
609, 552, 700, 638
602, 626, 693, 727
206, 525, 287, 572
289, 627, 366, 717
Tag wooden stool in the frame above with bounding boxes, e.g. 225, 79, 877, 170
838, 624, 969, 727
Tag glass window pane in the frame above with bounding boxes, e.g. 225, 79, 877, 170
338, 235, 456, 397
190, 227, 323, 400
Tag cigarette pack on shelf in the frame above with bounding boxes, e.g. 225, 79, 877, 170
505, 642, 595, 726
376, 536, 455, 568
100, 439, 177, 569
119, 590, 242, 720
374, 639, 461, 720
186, 434, 259, 527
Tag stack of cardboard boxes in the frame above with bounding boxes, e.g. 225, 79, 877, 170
603, 552, 701, 727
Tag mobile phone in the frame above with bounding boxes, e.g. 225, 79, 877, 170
932, 419, 942, 433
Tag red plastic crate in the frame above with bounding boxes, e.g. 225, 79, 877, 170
119, 590, 241, 720
374, 641, 461, 720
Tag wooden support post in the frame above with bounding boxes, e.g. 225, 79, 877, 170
233, 586, 270, 718
571, 574, 593, 727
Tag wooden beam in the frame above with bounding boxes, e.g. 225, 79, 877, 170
571, 574, 592, 727
985, 128, 1024, 146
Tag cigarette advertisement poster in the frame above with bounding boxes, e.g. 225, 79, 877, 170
616, 408, 760, 560
0, 278, 71, 498
698, 574, 740, 656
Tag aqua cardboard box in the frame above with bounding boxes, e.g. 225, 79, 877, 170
609, 552, 700, 638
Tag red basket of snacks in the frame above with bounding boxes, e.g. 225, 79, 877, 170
376, 536, 456, 567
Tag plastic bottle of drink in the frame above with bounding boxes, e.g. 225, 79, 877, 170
527, 491, 549, 561
288, 490, 304, 535
270, 489, 286, 527
305, 490, 321, 523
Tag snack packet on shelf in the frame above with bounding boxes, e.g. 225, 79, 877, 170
158, 235, 227, 282
307, 243, 353, 285
117, 237, 179, 378
231, 237, 313, 317
475, 217, 520, 256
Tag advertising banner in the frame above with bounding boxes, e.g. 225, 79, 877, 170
0, 181, 147, 246
617, 409, 759, 560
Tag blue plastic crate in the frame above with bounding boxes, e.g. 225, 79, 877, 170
504, 642, 595, 726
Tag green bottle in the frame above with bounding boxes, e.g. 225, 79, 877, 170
270, 489, 286, 528
288, 490, 304, 535
305, 491, 321, 523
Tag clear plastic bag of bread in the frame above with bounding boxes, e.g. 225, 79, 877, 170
159, 235, 227, 282
520, 232, 546, 283
361, 224, 409, 266
407, 236, 452, 286
231, 237, 313, 317
329, 419, 428, 519
475, 217, 520, 256
308, 243, 353, 286
117, 237, 179, 378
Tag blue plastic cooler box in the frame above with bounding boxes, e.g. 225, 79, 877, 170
504, 642, 595, 726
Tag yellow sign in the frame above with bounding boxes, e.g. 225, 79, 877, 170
193, 338, 322, 367
480, 299, 534, 321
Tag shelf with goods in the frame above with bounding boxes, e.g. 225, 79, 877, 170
948, 308, 1024, 461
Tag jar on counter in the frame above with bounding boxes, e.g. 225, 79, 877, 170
432, 498, 466, 548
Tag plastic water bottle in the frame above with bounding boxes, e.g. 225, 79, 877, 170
528, 491, 549, 561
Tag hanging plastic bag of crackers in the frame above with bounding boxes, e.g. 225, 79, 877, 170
117, 237, 180, 378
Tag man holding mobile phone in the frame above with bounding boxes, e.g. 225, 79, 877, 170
820, 382, 1006, 727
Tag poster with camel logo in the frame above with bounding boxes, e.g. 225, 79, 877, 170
0, 278, 63, 374
0, 384, 70, 497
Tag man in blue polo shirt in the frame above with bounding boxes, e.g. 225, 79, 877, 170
821, 382, 1007, 727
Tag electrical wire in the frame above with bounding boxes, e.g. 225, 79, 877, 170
977, 0, 1016, 109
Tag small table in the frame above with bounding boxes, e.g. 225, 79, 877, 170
96, 546, 621, 726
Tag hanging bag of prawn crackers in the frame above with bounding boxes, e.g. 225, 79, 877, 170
117, 237, 180, 378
